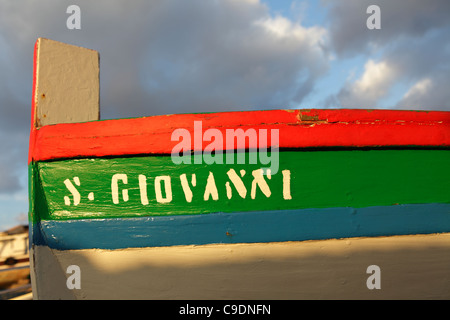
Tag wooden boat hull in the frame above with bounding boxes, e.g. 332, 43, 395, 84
29, 148, 450, 299
30, 234, 450, 300
28, 38, 450, 299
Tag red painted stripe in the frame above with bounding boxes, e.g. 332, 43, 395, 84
29, 109, 450, 163
28, 39, 39, 164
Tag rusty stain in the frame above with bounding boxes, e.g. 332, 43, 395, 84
226, 231, 233, 237
297, 111, 328, 125
41, 93, 46, 99
300, 114, 320, 121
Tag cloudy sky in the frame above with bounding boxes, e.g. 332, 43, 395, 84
0, 0, 449, 230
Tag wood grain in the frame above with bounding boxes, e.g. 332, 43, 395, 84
32, 150, 450, 221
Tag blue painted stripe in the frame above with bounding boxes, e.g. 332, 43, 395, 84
34, 203, 450, 250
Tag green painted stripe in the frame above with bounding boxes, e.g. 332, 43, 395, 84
33, 150, 450, 221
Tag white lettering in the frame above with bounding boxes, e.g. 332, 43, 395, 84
226, 169, 247, 199
155, 176, 172, 203
65, 167, 293, 207
251, 169, 271, 199
204, 171, 219, 201
64, 177, 81, 206
111, 174, 129, 204
180, 173, 194, 203
139, 174, 149, 205
282, 170, 292, 200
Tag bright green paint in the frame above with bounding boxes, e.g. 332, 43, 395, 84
31, 150, 450, 221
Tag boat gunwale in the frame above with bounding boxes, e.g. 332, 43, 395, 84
28, 108, 450, 164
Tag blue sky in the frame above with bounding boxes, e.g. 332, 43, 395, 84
0, 0, 449, 231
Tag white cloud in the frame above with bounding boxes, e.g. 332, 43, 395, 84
396, 72, 450, 110
402, 78, 432, 102
323, 0, 450, 57
337, 59, 398, 108
352, 60, 395, 99
254, 14, 325, 42
322, 0, 450, 111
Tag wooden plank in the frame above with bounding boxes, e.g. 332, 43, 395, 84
29, 38, 99, 163
33, 38, 100, 128
34, 204, 450, 250
28, 38, 99, 300
31, 150, 450, 221
31, 38, 99, 127
31, 233, 450, 300
29, 109, 450, 163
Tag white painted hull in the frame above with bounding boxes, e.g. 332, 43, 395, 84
31, 233, 450, 300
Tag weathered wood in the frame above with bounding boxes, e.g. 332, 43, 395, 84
28, 38, 450, 300
29, 109, 450, 163
36, 203, 450, 250
29, 37, 100, 301
33, 150, 450, 221
31, 233, 450, 299
31, 38, 99, 128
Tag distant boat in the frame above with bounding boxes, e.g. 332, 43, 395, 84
28, 38, 450, 300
